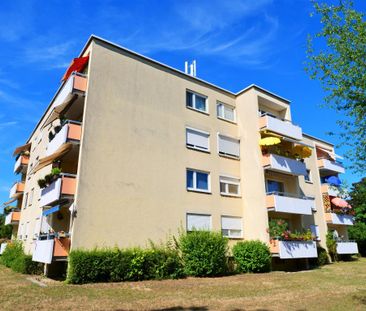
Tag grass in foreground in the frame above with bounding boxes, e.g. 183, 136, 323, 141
0, 259, 365, 310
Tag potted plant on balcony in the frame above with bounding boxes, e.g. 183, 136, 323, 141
37, 178, 47, 189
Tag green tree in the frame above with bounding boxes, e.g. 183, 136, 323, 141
306, 0, 366, 173
0, 215, 12, 239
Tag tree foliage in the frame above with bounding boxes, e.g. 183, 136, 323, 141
0, 215, 12, 240
349, 178, 366, 223
306, 0, 366, 173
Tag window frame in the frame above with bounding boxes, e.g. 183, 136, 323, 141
304, 169, 313, 183
185, 127, 210, 153
186, 90, 209, 114
221, 216, 243, 239
186, 213, 212, 232
217, 101, 236, 123
219, 175, 241, 197
217, 133, 240, 159
186, 168, 211, 193
266, 179, 285, 194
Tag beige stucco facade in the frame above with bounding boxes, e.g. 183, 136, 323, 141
4, 36, 356, 269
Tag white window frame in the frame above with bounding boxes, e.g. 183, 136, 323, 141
186, 127, 210, 152
219, 175, 241, 197
304, 169, 313, 183
217, 133, 240, 159
29, 188, 34, 206
186, 169, 211, 193
186, 90, 208, 114
186, 213, 212, 232
217, 102, 236, 123
23, 192, 28, 210
221, 216, 243, 238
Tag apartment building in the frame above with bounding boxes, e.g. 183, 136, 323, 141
3, 35, 358, 274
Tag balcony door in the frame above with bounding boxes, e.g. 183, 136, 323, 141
266, 179, 284, 194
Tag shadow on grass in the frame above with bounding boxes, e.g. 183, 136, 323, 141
352, 290, 366, 305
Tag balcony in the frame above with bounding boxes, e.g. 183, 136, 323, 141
321, 183, 339, 197
317, 158, 345, 174
4, 211, 20, 225
52, 73, 87, 110
262, 153, 307, 176
39, 174, 76, 207
13, 155, 29, 174
9, 182, 25, 198
46, 121, 82, 156
325, 213, 354, 226
259, 114, 302, 140
336, 242, 358, 254
266, 192, 314, 215
32, 237, 71, 264
270, 240, 318, 259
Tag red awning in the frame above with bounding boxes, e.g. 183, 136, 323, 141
62, 56, 89, 81
331, 197, 352, 209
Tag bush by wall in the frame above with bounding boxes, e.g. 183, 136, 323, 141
67, 246, 184, 284
349, 222, 366, 257
232, 240, 271, 273
309, 246, 330, 267
178, 231, 228, 277
1, 241, 42, 274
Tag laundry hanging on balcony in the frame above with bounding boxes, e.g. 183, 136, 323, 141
62, 56, 89, 81
259, 137, 281, 146
325, 176, 341, 186
13, 142, 31, 157
331, 197, 352, 209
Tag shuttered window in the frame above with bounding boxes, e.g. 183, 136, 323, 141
218, 134, 240, 158
186, 128, 209, 152
187, 213, 211, 231
221, 216, 242, 238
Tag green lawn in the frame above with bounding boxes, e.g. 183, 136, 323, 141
0, 259, 365, 310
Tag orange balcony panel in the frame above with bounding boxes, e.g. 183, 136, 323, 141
73, 75, 87, 92
12, 211, 20, 222
53, 237, 70, 257
67, 123, 82, 141
61, 176, 76, 196
269, 240, 279, 254
266, 195, 275, 209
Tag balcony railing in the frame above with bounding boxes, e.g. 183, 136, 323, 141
46, 121, 82, 156
39, 174, 76, 207
13, 155, 29, 174
4, 211, 21, 225
321, 183, 339, 197
336, 241, 358, 254
262, 153, 307, 176
9, 181, 25, 198
52, 72, 87, 110
317, 158, 345, 174
259, 114, 302, 140
325, 212, 354, 226
266, 192, 315, 215
32, 237, 71, 264
270, 240, 318, 259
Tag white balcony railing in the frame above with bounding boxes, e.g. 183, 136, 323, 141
45, 121, 82, 156
262, 154, 307, 176
259, 114, 302, 140
272, 241, 318, 259
32, 239, 54, 264
52, 73, 87, 110
336, 242, 358, 254
266, 193, 315, 215
9, 182, 24, 198
4, 211, 20, 225
318, 158, 345, 174
13, 155, 29, 173
39, 174, 76, 208
326, 213, 354, 226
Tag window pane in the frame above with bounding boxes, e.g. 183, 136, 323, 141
224, 106, 234, 121
221, 229, 229, 237
196, 172, 208, 190
267, 180, 284, 193
220, 182, 226, 193
186, 128, 209, 150
218, 135, 240, 157
186, 170, 194, 188
186, 92, 193, 108
195, 95, 206, 111
217, 103, 223, 117
187, 214, 211, 231
229, 229, 242, 237
228, 183, 239, 194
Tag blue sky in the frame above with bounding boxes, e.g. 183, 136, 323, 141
0, 0, 365, 206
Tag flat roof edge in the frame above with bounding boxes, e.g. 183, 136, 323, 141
303, 133, 334, 146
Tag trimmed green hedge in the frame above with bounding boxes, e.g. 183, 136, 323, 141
178, 231, 228, 277
67, 246, 184, 284
232, 240, 271, 273
1, 241, 42, 274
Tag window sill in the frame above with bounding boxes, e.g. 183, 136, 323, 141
186, 146, 210, 154
219, 153, 240, 161
186, 106, 209, 116
217, 116, 237, 125
187, 188, 212, 195
223, 236, 244, 240
305, 180, 314, 184
220, 193, 241, 198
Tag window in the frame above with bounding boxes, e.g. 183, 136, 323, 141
310, 225, 320, 240
186, 169, 210, 193
186, 128, 210, 152
187, 213, 211, 231
19, 223, 24, 240
266, 180, 284, 194
218, 134, 240, 158
24, 222, 29, 239
217, 102, 235, 122
304, 169, 312, 183
23, 192, 28, 209
220, 176, 240, 196
29, 188, 34, 206
34, 217, 41, 239
186, 91, 208, 113
221, 216, 242, 238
